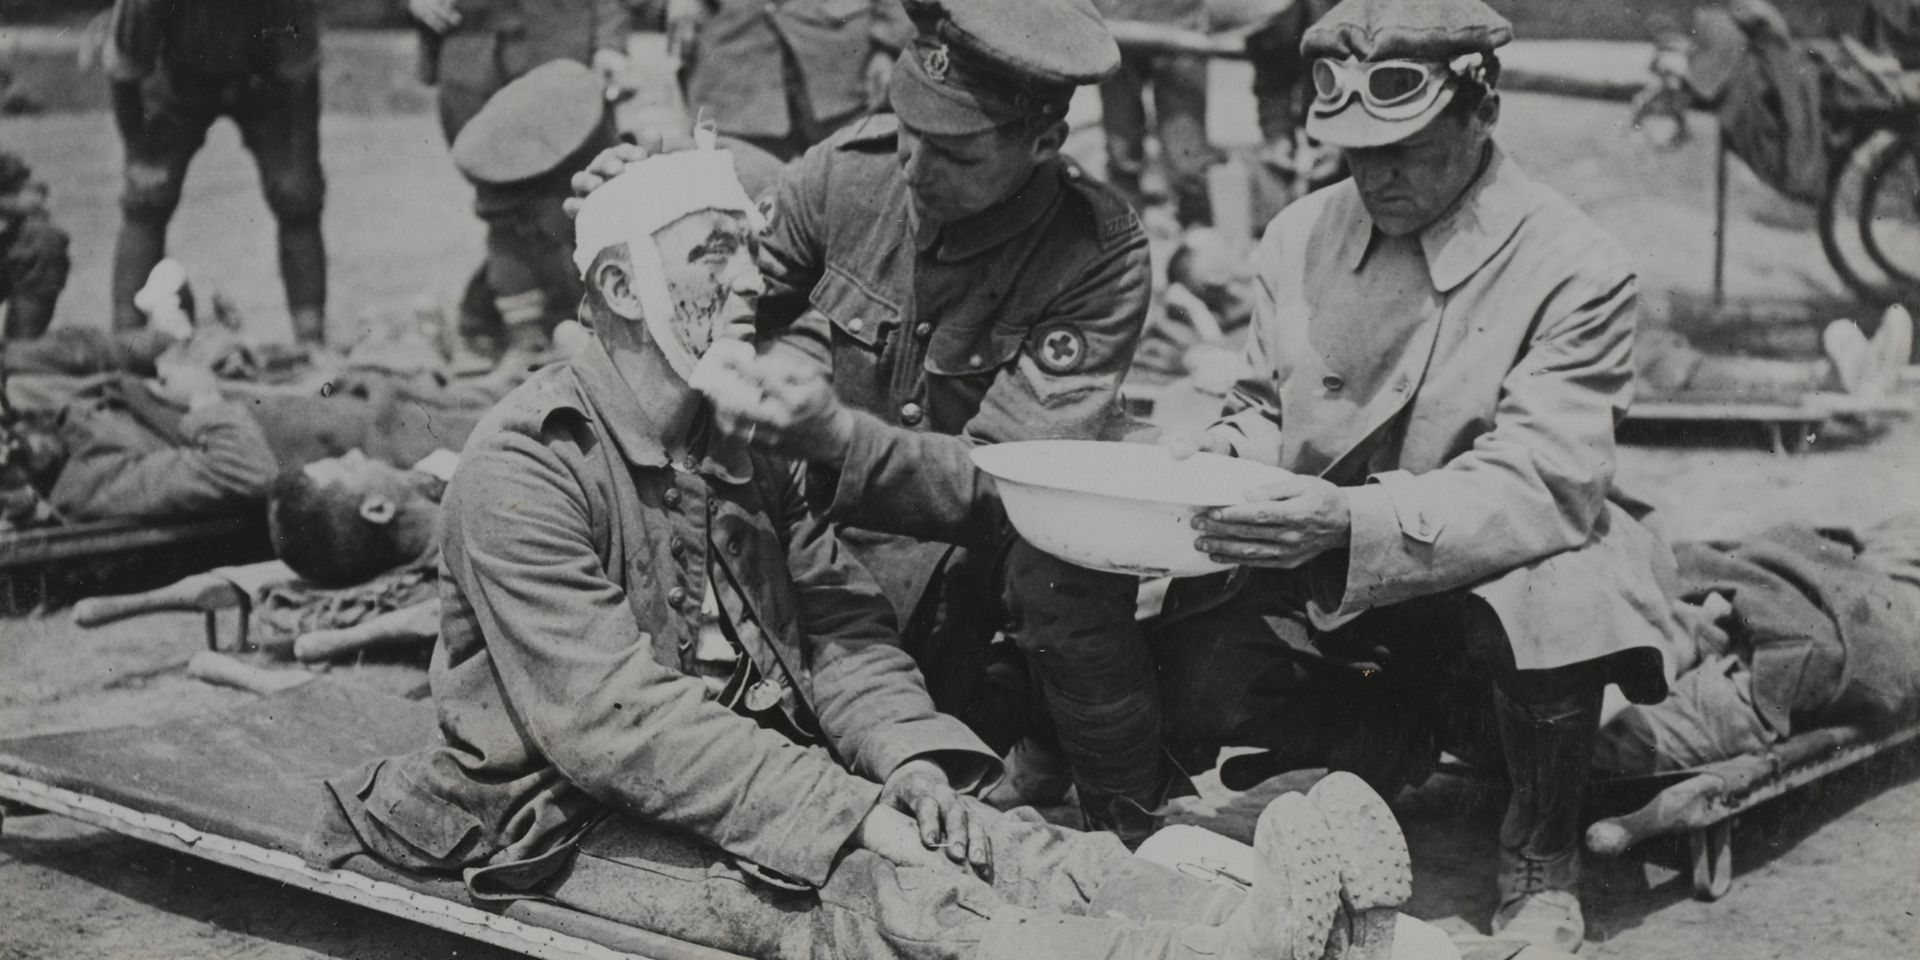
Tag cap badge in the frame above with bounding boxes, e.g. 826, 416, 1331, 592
924, 43, 951, 82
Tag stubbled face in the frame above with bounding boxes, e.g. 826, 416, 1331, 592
1344, 106, 1492, 237
896, 122, 1045, 225
650, 209, 764, 360
302, 449, 415, 501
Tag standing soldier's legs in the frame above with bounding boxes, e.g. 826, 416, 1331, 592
1, 215, 70, 340
481, 195, 583, 353
436, 35, 515, 359
1150, 53, 1214, 226
113, 72, 215, 332
239, 74, 328, 344
1097, 49, 1152, 208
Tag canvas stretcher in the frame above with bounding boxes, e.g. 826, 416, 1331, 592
0, 679, 1566, 960
1584, 721, 1920, 900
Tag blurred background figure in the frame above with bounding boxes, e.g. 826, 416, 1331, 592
649, 0, 910, 162
0, 151, 69, 342
447, 60, 622, 367
408, 0, 637, 362
1094, 0, 1217, 226
101, 0, 328, 345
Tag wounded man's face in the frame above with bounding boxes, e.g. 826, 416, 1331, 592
651, 209, 764, 361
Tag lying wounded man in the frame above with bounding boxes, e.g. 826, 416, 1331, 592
1595, 509, 1920, 776
304, 143, 1412, 960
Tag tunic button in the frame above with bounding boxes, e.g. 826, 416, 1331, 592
1322, 375, 1345, 392
664, 487, 682, 507
968, 354, 984, 368
900, 402, 924, 426
666, 586, 688, 610
847, 317, 865, 335
915, 322, 932, 340
669, 535, 685, 556
727, 538, 743, 557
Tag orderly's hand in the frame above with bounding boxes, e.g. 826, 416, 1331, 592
1193, 473, 1352, 569
564, 132, 699, 217
697, 347, 856, 463
408, 0, 462, 34
877, 758, 993, 874
864, 50, 896, 110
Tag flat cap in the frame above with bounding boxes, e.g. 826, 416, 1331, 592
1302, 0, 1509, 147
452, 60, 612, 186
1302, 0, 1512, 63
889, 0, 1120, 136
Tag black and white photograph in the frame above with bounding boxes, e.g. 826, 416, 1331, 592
1, 0, 1916, 957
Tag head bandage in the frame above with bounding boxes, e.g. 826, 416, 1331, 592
572, 146, 765, 381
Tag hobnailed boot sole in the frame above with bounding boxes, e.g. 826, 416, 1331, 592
1309, 772, 1411, 960
1247, 792, 1343, 960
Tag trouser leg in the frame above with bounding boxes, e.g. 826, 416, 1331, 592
1151, 53, 1214, 226
1003, 539, 1174, 846
482, 194, 581, 351
2, 216, 70, 340
113, 72, 214, 332
238, 74, 328, 342
548, 806, 1245, 960
901, 542, 1036, 756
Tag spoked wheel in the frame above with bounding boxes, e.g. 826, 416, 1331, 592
1821, 128, 1920, 304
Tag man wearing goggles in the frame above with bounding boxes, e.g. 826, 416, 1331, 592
1159, 0, 1684, 953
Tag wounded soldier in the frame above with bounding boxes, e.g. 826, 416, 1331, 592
1595, 509, 1920, 776
305, 142, 1415, 960
0, 282, 520, 531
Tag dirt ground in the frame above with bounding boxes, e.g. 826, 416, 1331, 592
3, 70, 1919, 960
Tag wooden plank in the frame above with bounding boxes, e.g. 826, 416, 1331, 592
0, 771, 737, 960
0, 517, 255, 569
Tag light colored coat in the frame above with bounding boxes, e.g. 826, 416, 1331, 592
1211, 147, 1681, 700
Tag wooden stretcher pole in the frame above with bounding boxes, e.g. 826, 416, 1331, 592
186, 651, 314, 696
294, 600, 440, 663
1713, 122, 1730, 306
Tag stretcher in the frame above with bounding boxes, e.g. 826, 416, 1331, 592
0, 513, 271, 615
1623, 392, 1915, 455
1584, 721, 1920, 900
0, 680, 1548, 960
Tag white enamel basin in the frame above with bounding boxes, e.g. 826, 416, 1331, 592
971, 439, 1295, 577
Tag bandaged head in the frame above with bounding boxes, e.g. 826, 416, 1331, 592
572, 143, 766, 382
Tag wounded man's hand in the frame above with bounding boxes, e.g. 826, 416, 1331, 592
876, 758, 993, 875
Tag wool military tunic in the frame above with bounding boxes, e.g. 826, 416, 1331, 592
757, 114, 1153, 615
312, 341, 994, 889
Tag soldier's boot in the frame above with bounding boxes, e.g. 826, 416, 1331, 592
1489, 683, 1601, 954
1308, 771, 1412, 960
977, 791, 1341, 960
290, 306, 327, 347
1081, 788, 1165, 851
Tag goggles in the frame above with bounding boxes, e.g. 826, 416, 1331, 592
1310, 53, 1487, 122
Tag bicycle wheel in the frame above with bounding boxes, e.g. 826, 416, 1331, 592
1860, 131, 1920, 290
1820, 127, 1920, 299
1820, 130, 1901, 302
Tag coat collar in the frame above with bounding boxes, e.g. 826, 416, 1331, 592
1339, 144, 1531, 294
564, 338, 753, 484
916, 159, 1064, 262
